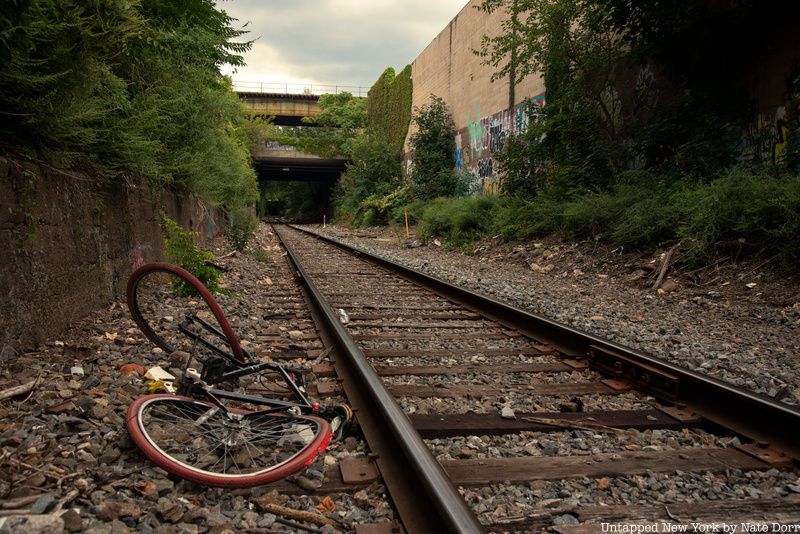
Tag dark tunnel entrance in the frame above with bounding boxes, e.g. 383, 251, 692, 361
253, 156, 346, 222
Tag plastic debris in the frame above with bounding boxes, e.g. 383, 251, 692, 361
144, 366, 175, 382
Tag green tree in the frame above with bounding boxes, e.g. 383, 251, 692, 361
335, 128, 401, 219
0, 0, 257, 208
300, 91, 367, 157
409, 95, 459, 199
307, 92, 367, 130
478, 0, 626, 196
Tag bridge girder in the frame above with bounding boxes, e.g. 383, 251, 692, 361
238, 92, 320, 125
253, 156, 347, 183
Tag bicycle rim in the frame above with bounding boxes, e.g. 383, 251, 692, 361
126, 263, 246, 364
126, 395, 332, 487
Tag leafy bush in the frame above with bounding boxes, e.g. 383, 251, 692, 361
161, 215, 224, 296
390, 198, 429, 227
335, 129, 402, 220
404, 167, 800, 265
609, 183, 680, 248
225, 208, 258, 251
409, 95, 458, 199
352, 186, 411, 227
560, 193, 617, 239
418, 196, 502, 248
679, 169, 800, 263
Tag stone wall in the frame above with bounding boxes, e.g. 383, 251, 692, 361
0, 156, 221, 351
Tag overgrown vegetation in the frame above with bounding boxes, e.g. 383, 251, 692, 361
330, 66, 415, 225
334, 92, 466, 224
335, 129, 403, 225
0, 0, 258, 209
161, 215, 226, 295
408, 95, 465, 199
407, 170, 800, 263
225, 207, 258, 252
367, 66, 413, 153
385, 0, 800, 265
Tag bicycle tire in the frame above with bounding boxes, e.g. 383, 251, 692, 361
126, 394, 332, 487
126, 262, 247, 364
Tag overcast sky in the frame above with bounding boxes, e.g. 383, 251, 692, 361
217, 0, 469, 90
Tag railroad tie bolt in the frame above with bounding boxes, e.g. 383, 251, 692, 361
587, 350, 596, 359
676, 402, 687, 409
757, 440, 770, 448
640, 373, 651, 384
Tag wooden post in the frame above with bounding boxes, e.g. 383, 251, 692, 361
404, 208, 410, 239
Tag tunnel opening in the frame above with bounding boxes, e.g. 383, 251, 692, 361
254, 156, 345, 222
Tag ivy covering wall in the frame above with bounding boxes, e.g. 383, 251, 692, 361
367, 66, 413, 153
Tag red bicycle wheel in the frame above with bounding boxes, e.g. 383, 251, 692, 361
126, 262, 247, 364
126, 394, 332, 487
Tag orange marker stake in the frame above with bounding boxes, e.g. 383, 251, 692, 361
404, 208, 410, 239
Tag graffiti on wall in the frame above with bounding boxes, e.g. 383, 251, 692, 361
730, 107, 800, 168
455, 94, 545, 194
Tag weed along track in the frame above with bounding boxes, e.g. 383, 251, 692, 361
274, 224, 800, 534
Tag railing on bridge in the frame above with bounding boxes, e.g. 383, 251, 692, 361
232, 81, 368, 97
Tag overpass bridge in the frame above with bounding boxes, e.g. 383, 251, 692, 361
235, 81, 367, 126
252, 141, 347, 183
236, 82, 360, 185
237, 83, 359, 218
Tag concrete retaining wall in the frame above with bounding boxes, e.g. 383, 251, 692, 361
0, 156, 221, 350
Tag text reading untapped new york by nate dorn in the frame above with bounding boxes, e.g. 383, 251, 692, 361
600, 522, 800, 533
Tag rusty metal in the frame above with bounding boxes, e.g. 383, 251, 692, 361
274, 225, 485, 534
735, 442, 794, 468
340, 457, 380, 484
355, 523, 405, 534
588, 344, 680, 400
289, 224, 800, 460
657, 405, 703, 425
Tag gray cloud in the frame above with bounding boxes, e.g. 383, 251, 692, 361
217, 0, 469, 87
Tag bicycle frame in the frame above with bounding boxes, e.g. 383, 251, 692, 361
189, 360, 314, 412
176, 312, 320, 415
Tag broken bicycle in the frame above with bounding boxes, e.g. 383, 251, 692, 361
124, 262, 350, 487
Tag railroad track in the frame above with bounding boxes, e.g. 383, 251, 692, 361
272, 224, 800, 533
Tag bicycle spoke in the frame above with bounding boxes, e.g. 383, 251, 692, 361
139, 399, 324, 474
241, 439, 261, 469
132, 397, 327, 481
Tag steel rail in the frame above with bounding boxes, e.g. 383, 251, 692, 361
289, 225, 800, 460
273, 225, 485, 534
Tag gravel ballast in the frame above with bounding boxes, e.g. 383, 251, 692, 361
310, 225, 800, 406
0, 224, 394, 533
